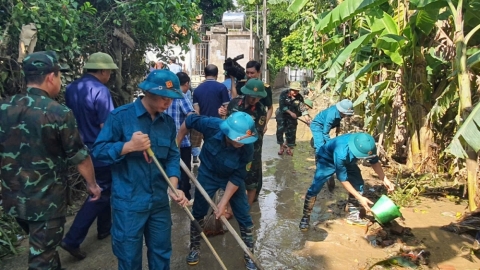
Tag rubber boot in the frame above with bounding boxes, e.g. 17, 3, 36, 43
299, 194, 316, 231
186, 218, 204, 265
240, 226, 257, 270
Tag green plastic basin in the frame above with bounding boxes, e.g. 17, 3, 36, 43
371, 195, 402, 225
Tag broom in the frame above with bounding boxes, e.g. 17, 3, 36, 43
203, 189, 228, 236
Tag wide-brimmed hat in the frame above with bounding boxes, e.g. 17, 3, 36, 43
336, 99, 354, 115
138, 69, 183, 99
304, 99, 313, 108
83, 52, 118, 70
348, 133, 377, 159
220, 112, 258, 144
289, 81, 302, 91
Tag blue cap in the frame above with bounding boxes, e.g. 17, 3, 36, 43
138, 69, 183, 99
348, 133, 377, 159
220, 112, 258, 144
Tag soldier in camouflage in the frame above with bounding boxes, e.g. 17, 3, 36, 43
229, 60, 272, 201
220, 79, 267, 205
0, 51, 102, 270
276, 81, 312, 156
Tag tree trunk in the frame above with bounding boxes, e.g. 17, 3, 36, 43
453, 7, 478, 211
406, 47, 436, 173
392, 68, 407, 162
112, 37, 130, 105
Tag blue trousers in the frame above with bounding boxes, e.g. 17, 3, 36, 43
307, 155, 364, 197
180, 146, 192, 200
63, 166, 112, 248
192, 170, 253, 228
112, 206, 172, 270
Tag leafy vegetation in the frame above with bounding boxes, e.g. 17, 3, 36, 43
276, 0, 479, 210
0, 207, 23, 258
1, 0, 201, 104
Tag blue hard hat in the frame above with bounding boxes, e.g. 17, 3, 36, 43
336, 99, 354, 115
138, 69, 183, 99
220, 112, 258, 144
348, 133, 377, 159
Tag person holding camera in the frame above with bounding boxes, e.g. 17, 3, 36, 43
230, 61, 273, 134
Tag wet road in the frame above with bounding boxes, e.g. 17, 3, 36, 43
3, 92, 478, 269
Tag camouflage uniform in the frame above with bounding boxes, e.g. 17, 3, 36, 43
236, 79, 271, 196
0, 51, 87, 270
276, 89, 309, 147
226, 95, 266, 190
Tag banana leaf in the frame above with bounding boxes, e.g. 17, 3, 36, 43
445, 102, 480, 158
344, 60, 385, 83
315, 0, 388, 34
287, 0, 309, 13
325, 34, 372, 79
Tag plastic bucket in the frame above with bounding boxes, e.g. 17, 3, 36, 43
371, 195, 402, 225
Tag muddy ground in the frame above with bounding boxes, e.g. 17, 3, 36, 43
1, 89, 479, 270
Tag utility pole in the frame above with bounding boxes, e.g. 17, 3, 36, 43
249, 16, 253, 60
262, 0, 268, 83
256, 6, 259, 37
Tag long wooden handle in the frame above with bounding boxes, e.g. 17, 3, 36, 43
180, 159, 264, 270
146, 149, 227, 270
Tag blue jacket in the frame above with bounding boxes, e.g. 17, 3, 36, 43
317, 134, 378, 182
311, 105, 342, 149
92, 98, 180, 211
65, 74, 115, 167
185, 114, 253, 187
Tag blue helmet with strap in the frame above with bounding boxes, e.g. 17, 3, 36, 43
220, 112, 258, 144
138, 69, 183, 99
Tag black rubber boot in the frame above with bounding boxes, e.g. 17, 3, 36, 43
240, 226, 257, 270
186, 218, 204, 265
299, 194, 317, 231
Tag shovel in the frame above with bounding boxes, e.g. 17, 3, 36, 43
180, 160, 265, 270
145, 149, 227, 270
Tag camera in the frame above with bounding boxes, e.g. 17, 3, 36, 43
223, 54, 246, 81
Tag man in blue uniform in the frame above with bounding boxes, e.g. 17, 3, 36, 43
62, 52, 118, 259
92, 70, 189, 269
310, 99, 354, 191
299, 133, 395, 231
310, 99, 354, 149
177, 112, 258, 270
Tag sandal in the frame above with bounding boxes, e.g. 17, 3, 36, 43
278, 145, 286, 155
286, 147, 293, 156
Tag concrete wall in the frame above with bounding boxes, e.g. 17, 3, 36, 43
226, 30, 258, 69
207, 27, 227, 82
204, 27, 261, 83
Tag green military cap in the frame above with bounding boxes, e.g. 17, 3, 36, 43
289, 81, 302, 91
304, 99, 313, 108
23, 51, 69, 75
240, 78, 267, 98
83, 52, 119, 70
